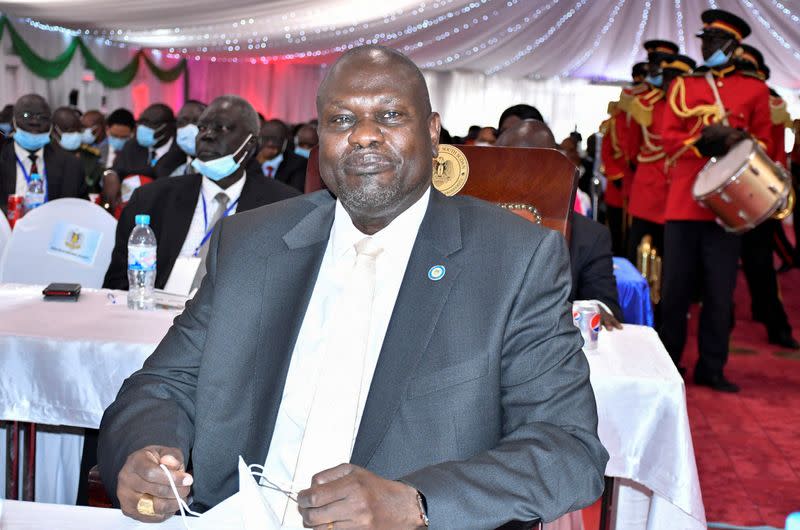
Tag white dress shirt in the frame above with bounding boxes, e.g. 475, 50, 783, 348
106, 146, 118, 170
151, 137, 173, 165
261, 187, 431, 523
174, 176, 246, 258
13, 142, 46, 196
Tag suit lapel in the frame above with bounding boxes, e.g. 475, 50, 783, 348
351, 191, 463, 467
43, 146, 62, 200
237, 173, 265, 212
1, 143, 16, 199
157, 175, 202, 282
248, 194, 335, 464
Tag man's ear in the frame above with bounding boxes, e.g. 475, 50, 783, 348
429, 112, 442, 158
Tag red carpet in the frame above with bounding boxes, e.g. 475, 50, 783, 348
684, 264, 800, 526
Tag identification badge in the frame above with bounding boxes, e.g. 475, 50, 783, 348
164, 256, 201, 296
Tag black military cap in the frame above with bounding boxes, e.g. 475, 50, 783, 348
698, 9, 751, 41
739, 44, 765, 70
631, 62, 648, 80
643, 40, 680, 55
661, 54, 697, 73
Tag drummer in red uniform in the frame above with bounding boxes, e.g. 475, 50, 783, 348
626, 53, 697, 265
659, 9, 772, 392
733, 45, 799, 349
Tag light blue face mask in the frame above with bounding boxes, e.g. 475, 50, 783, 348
294, 146, 311, 159
13, 121, 51, 151
56, 127, 83, 151
704, 48, 732, 68
136, 123, 165, 148
176, 124, 198, 156
191, 133, 252, 182
81, 128, 96, 145
645, 74, 663, 87
0, 123, 12, 136
108, 135, 128, 151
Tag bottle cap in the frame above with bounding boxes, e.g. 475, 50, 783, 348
30, 173, 41, 180
787, 513, 800, 530
135, 214, 151, 225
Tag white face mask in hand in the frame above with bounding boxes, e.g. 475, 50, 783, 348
161, 456, 292, 530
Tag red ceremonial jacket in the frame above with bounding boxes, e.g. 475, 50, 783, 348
627, 89, 668, 224
661, 65, 772, 221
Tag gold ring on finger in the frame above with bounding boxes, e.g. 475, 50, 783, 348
327, 523, 334, 530
136, 493, 156, 516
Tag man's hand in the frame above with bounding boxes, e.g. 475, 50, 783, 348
696, 124, 748, 158
117, 445, 193, 523
101, 170, 121, 211
599, 306, 623, 331
296, 464, 425, 529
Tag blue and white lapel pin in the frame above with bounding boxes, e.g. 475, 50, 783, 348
427, 265, 446, 281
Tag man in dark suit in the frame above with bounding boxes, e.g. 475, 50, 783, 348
1, 94, 87, 210
100, 103, 184, 208
99, 46, 607, 528
257, 118, 308, 192
497, 118, 623, 327
102, 96, 299, 291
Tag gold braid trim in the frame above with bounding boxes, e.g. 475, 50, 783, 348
668, 76, 724, 126
770, 97, 792, 128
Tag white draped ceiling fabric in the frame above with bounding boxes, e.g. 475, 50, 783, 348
1, 0, 798, 139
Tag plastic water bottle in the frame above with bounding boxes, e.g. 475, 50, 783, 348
787, 512, 800, 530
127, 214, 157, 310
24, 173, 45, 213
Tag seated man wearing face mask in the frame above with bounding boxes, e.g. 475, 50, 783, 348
43, 107, 99, 195
102, 95, 299, 291
102, 103, 184, 208
256, 119, 307, 192
0, 94, 87, 210
104, 108, 136, 170
78, 110, 108, 192
292, 122, 318, 159
170, 100, 207, 176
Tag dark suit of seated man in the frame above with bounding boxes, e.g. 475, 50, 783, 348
99, 47, 608, 528
0, 94, 87, 211
102, 96, 299, 291
497, 118, 623, 329
100, 104, 185, 210
569, 212, 624, 321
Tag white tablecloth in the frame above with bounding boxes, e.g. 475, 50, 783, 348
0, 284, 177, 504
0, 499, 187, 529
587, 326, 706, 530
0, 283, 705, 529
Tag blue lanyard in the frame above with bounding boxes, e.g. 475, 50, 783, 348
15, 154, 48, 202
193, 193, 239, 256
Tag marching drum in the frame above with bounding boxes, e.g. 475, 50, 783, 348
692, 138, 792, 233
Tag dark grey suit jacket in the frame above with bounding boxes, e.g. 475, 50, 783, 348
98, 190, 608, 527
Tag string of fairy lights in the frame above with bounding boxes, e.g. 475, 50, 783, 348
739, 0, 800, 62
6, 0, 800, 79
626, 0, 652, 68
560, 0, 627, 77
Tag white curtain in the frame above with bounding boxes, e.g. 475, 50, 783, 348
425, 69, 623, 142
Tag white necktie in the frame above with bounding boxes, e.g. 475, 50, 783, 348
284, 237, 383, 525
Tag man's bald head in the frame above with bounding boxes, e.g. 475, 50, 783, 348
496, 119, 557, 149
317, 45, 431, 116
14, 94, 51, 133
52, 107, 82, 133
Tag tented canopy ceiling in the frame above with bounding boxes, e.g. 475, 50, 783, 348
1, 0, 799, 88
